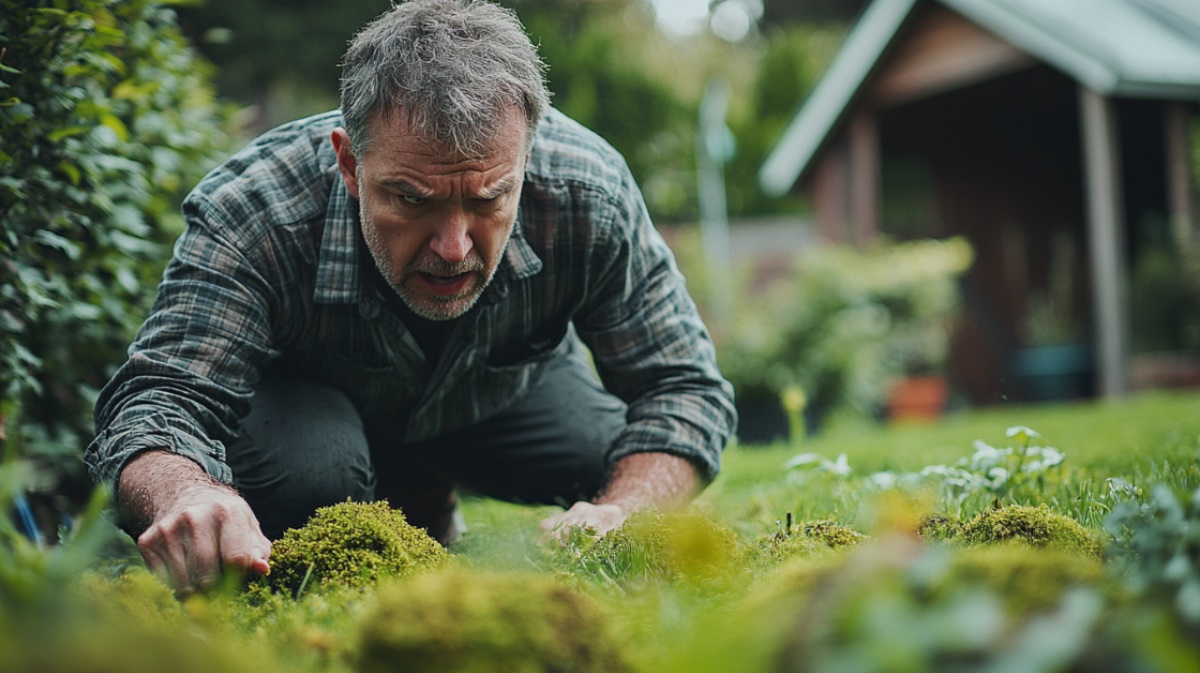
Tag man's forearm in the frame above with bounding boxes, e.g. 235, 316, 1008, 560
117, 450, 229, 535
594, 452, 701, 514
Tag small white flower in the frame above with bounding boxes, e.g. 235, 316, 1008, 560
828, 453, 851, 477
1006, 425, 1041, 441
985, 466, 1010, 487
785, 453, 824, 470
1105, 477, 1140, 499
866, 471, 898, 489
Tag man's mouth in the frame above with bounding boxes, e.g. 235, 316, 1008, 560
417, 271, 472, 296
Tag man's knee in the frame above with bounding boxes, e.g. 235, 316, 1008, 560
411, 348, 625, 506
229, 372, 374, 538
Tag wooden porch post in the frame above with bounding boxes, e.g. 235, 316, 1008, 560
813, 139, 853, 242
1166, 103, 1196, 251
848, 111, 881, 244
1078, 86, 1130, 398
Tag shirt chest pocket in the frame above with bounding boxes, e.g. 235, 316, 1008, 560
484, 320, 570, 368
314, 350, 423, 413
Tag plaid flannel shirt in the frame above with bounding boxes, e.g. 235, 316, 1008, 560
86, 108, 736, 488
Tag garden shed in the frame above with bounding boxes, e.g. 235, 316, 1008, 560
760, 0, 1200, 405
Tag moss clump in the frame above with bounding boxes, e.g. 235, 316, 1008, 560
917, 514, 963, 542
5, 570, 285, 673
267, 500, 449, 595
797, 519, 868, 548
563, 509, 742, 586
960, 504, 1101, 556
355, 568, 630, 673
76, 567, 188, 633
754, 519, 867, 569
940, 544, 1108, 615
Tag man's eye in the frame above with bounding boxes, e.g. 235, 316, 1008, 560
401, 195, 425, 205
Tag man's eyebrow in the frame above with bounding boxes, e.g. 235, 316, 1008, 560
377, 178, 432, 197
477, 176, 519, 199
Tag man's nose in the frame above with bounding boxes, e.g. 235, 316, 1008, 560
428, 210, 473, 263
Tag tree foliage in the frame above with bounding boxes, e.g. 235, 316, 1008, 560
724, 24, 845, 217
514, 0, 693, 218
0, 0, 233, 488
175, 0, 390, 130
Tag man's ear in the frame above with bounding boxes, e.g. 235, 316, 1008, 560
331, 128, 360, 200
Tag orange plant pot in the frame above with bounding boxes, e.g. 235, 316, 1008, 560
886, 375, 949, 423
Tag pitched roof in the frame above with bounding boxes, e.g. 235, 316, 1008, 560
760, 0, 1200, 196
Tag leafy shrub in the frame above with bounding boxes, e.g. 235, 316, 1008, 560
1106, 484, 1200, 628
0, 0, 233, 496
267, 500, 450, 596
766, 537, 1112, 673
355, 568, 631, 673
718, 237, 973, 431
865, 425, 1071, 518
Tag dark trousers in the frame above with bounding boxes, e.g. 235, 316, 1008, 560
228, 345, 626, 542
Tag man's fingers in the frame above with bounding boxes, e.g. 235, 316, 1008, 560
538, 502, 628, 544
138, 541, 173, 586
181, 518, 222, 590
136, 493, 266, 594
217, 510, 272, 578
139, 523, 207, 595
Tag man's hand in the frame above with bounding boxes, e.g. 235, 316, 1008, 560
539, 501, 628, 540
118, 451, 272, 595
539, 452, 700, 542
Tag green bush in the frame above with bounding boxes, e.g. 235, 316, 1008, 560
0, 0, 232, 499
718, 237, 973, 430
0, 3, 229, 430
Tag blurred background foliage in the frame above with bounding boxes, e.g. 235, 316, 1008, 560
1, 0, 236, 515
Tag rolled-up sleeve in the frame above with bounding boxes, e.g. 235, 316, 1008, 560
575, 170, 736, 481
86, 208, 278, 487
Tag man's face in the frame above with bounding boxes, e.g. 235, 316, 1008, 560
332, 110, 528, 321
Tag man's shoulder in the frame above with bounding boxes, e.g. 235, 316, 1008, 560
526, 109, 633, 197
183, 111, 343, 229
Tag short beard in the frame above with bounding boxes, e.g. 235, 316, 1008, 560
399, 253, 490, 321
359, 200, 504, 322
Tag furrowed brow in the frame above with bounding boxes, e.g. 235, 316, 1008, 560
378, 178, 433, 198
477, 176, 519, 200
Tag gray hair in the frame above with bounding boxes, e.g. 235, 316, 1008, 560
339, 0, 550, 158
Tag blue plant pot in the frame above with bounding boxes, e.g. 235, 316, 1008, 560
1012, 344, 1095, 401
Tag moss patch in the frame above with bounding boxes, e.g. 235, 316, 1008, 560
564, 509, 742, 586
917, 514, 964, 542
355, 568, 630, 673
941, 544, 1108, 615
754, 519, 867, 569
960, 504, 1101, 556
267, 500, 450, 595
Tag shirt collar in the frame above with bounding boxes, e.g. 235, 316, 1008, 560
313, 174, 362, 305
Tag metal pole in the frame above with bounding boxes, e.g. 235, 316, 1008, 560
697, 78, 734, 324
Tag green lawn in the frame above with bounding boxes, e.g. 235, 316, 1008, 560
461, 388, 1200, 549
